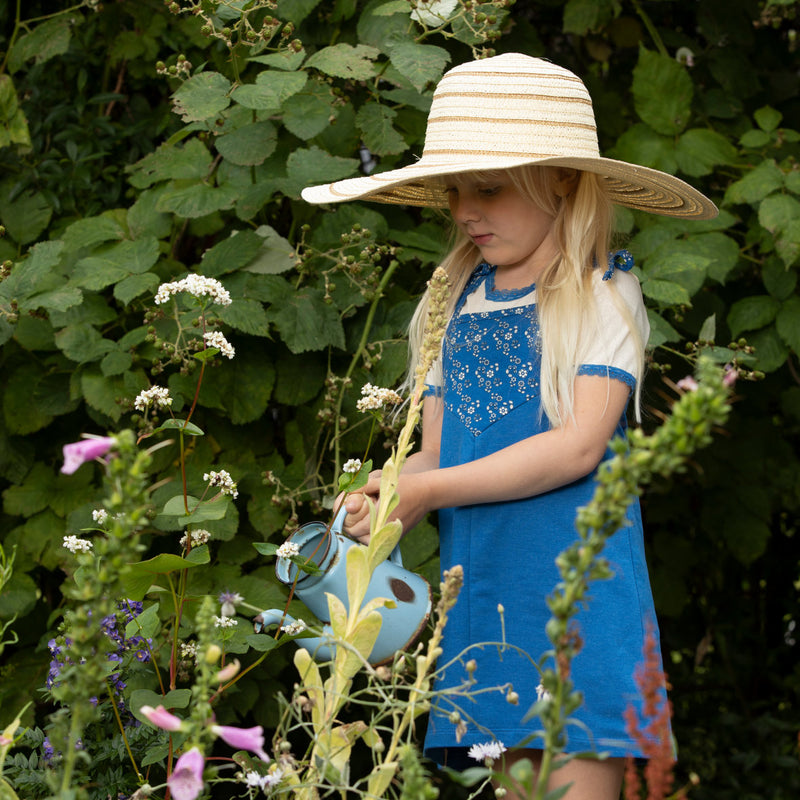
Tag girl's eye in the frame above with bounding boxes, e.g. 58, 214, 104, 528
478, 186, 501, 196
445, 186, 458, 196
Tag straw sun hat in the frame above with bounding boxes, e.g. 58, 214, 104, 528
301, 53, 717, 219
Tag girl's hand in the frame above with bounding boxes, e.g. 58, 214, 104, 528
341, 470, 433, 546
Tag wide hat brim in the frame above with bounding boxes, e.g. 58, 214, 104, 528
301, 53, 718, 220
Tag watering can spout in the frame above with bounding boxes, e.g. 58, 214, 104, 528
252, 609, 335, 662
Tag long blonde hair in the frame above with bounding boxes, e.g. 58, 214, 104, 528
405, 165, 645, 426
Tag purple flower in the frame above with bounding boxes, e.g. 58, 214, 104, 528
61, 436, 116, 475
140, 704, 184, 732
676, 376, 698, 392
167, 747, 205, 800
211, 724, 270, 762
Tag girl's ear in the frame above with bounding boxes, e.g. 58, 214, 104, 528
553, 168, 579, 197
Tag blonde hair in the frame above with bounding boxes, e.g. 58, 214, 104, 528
405, 165, 645, 427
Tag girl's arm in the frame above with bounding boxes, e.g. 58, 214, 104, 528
344, 375, 628, 542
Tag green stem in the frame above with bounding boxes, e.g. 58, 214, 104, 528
630, 0, 669, 56
331, 259, 400, 485
106, 680, 143, 782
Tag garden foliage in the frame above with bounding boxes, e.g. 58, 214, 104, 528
0, 0, 798, 797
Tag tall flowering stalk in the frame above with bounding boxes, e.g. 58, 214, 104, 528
528, 356, 733, 799
287, 266, 451, 798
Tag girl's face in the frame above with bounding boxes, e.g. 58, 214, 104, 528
446, 173, 559, 287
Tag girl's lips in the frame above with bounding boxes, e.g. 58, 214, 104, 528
471, 233, 492, 246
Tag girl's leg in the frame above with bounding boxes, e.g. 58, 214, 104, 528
498, 749, 624, 800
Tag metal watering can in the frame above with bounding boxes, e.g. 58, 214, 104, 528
253, 509, 432, 665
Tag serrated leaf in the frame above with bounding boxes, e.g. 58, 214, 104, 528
305, 44, 379, 80
283, 146, 358, 197
61, 216, 125, 252
356, 102, 407, 156
2, 463, 53, 517
610, 123, 677, 174
776, 296, 800, 352
80, 370, 125, 422
217, 297, 271, 336
563, 0, 616, 35
54, 324, 115, 363
127, 139, 213, 189
200, 230, 265, 276
172, 72, 232, 122
216, 120, 277, 166
215, 349, 275, 424
8, 18, 71, 73
0, 183, 51, 245
388, 42, 449, 91
244, 225, 296, 275
725, 160, 784, 205
156, 184, 238, 218
161, 495, 229, 524
114, 272, 160, 306
267, 286, 346, 353
754, 105, 782, 133
21, 286, 82, 313
632, 47, 693, 135
675, 128, 738, 177
727, 295, 780, 338
282, 82, 334, 140
748, 325, 788, 372
231, 69, 307, 110
101, 349, 133, 377
641, 278, 690, 306
72, 238, 160, 290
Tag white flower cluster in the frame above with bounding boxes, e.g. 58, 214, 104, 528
356, 383, 402, 412
179, 641, 197, 659
281, 619, 306, 635
155, 274, 232, 307
467, 740, 507, 762
63, 535, 92, 554
243, 768, 284, 790
134, 385, 173, 412
203, 330, 235, 359
180, 528, 211, 548
276, 541, 300, 559
204, 469, 239, 498
214, 615, 238, 629
92, 509, 108, 525
342, 458, 362, 474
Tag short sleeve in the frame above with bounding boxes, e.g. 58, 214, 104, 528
577, 270, 649, 390
423, 358, 443, 398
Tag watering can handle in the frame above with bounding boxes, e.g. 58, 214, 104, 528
332, 505, 404, 566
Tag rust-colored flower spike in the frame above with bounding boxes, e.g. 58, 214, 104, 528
623, 619, 676, 800
414, 267, 450, 392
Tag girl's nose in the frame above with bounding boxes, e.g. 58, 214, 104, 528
450, 191, 481, 224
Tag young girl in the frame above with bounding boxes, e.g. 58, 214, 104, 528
302, 54, 716, 799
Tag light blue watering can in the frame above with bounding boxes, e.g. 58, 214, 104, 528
253, 509, 432, 665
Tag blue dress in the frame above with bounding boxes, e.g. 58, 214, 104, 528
423, 258, 665, 765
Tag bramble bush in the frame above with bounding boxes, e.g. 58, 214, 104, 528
0, 0, 798, 798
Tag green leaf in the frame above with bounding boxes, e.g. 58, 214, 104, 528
200, 230, 266, 276
644, 242, 711, 298
0, 183, 51, 245
8, 17, 71, 73
282, 81, 335, 140
72, 238, 160, 290
267, 286, 346, 353
356, 102, 407, 156
20, 286, 83, 314
727, 295, 780, 338
283, 146, 358, 198
276, 0, 323, 25
387, 42, 449, 91
161, 494, 230, 521
748, 325, 788, 372
305, 44, 380, 80
689, 232, 741, 284
762, 257, 797, 300
114, 272, 160, 306
61, 216, 125, 252
55, 324, 115, 363
101, 348, 133, 377
243, 225, 297, 275
640, 279, 690, 306
739, 128, 771, 148
724, 160, 784, 205
563, 0, 617, 35
156, 184, 238, 218
610, 123, 677, 174
172, 72, 232, 122
216, 120, 278, 166
217, 298, 271, 336
2, 463, 53, 517
152, 419, 205, 436
632, 47, 693, 135
358, 0, 414, 52
127, 138, 213, 189
80, 370, 133, 422
754, 106, 782, 133
759, 194, 800, 267
231, 70, 307, 111
0, 75, 31, 149
675, 128, 738, 177
217, 349, 276, 424
3, 365, 57, 434
776, 296, 800, 352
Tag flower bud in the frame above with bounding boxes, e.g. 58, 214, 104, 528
205, 644, 222, 664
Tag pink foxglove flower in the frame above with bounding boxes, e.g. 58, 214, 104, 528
140, 704, 184, 732
61, 436, 116, 475
211, 724, 270, 762
167, 747, 205, 800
